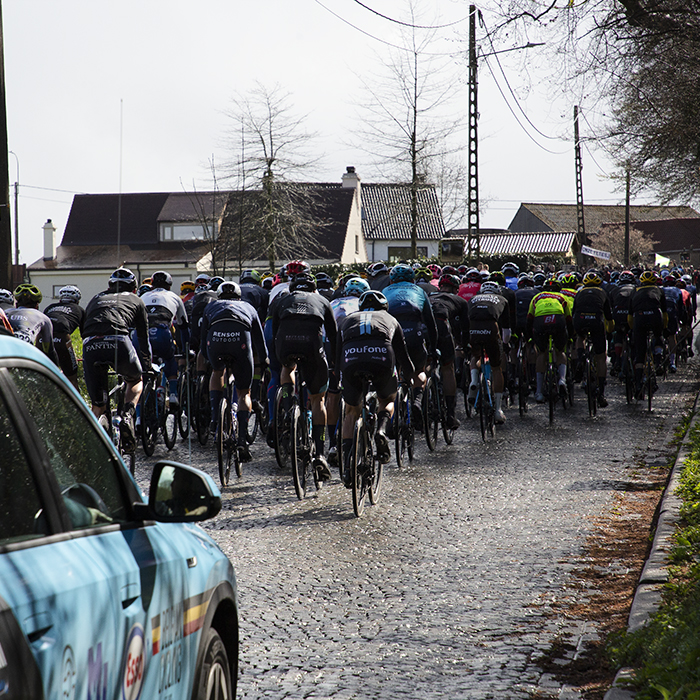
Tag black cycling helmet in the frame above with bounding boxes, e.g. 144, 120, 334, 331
217, 281, 242, 300
489, 271, 506, 286
151, 270, 173, 290
289, 272, 317, 293
109, 267, 137, 292
359, 290, 388, 311
137, 283, 152, 297
315, 272, 334, 290
208, 276, 225, 291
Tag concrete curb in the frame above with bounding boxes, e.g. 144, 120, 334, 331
604, 394, 700, 699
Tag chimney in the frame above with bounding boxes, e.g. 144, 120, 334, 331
341, 166, 361, 214
43, 219, 56, 260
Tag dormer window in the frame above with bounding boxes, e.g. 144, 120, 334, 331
159, 222, 216, 242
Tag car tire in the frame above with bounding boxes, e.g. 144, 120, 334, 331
194, 627, 234, 700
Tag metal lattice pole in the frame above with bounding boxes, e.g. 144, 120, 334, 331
466, 5, 480, 261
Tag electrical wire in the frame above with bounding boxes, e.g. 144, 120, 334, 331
351, 0, 468, 29
310, 0, 458, 56
481, 56, 569, 155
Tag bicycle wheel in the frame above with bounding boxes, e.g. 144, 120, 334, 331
368, 436, 383, 505
337, 396, 346, 480
646, 351, 654, 412
162, 393, 178, 450
462, 372, 472, 418
351, 419, 371, 517
274, 387, 291, 469
586, 356, 597, 417
624, 354, 635, 404
257, 368, 271, 436
518, 355, 528, 417
290, 405, 309, 500
246, 402, 259, 445
394, 384, 408, 468
217, 396, 234, 487
423, 376, 439, 451
196, 373, 211, 446
441, 386, 455, 445
177, 371, 190, 439
478, 372, 488, 442
141, 382, 158, 456
547, 365, 556, 424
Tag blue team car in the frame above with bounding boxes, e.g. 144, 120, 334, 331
0, 335, 238, 699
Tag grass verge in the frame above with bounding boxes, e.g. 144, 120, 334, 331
607, 421, 700, 699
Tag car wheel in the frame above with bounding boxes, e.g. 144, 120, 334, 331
195, 628, 234, 700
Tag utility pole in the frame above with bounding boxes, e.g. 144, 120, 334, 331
465, 5, 480, 262
574, 106, 586, 267
624, 164, 631, 267
0, 1, 11, 289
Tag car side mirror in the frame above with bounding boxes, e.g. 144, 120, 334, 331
136, 460, 222, 523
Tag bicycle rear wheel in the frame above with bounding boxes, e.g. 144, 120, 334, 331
645, 351, 654, 412
546, 365, 555, 425
217, 397, 234, 487
162, 394, 178, 450
274, 387, 291, 469
368, 444, 383, 505
478, 373, 488, 442
290, 405, 309, 500
351, 419, 371, 517
177, 371, 191, 439
196, 373, 211, 445
586, 356, 597, 417
394, 384, 408, 468
624, 354, 635, 404
518, 355, 528, 417
423, 376, 439, 451
462, 372, 473, 418
441, 388, 455, 445
141, 382, 158, 456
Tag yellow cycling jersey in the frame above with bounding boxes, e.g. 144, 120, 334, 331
527, 291, 572, 318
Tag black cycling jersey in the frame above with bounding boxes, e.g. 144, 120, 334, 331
467, 292, 510, 327
240, 284, 269, 322
428, 291, 470, 346
43, 301, 85, 336
572, 286, 612, 319
190, 289, 217, 347
514, 288, 539, 331
629, 285, 667, 315
83, 290, 150, 368
201, 298, 267, 362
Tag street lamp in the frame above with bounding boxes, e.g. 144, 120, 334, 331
8, 149, 17, 266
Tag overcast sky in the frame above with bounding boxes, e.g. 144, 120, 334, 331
5, 0, 645, 266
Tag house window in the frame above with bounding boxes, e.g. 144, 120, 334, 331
159, 223, 214, 242
52, 285, 63, 299
355, 235, 359, 254
387, 246, 428, 262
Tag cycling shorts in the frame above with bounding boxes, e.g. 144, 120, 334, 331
205, 320, 254, 391
53, 332, 78, 377
147, 325, 178, 378
532, 315, 568, 354
401, 323, 428, 371
573, 312, 606, 355
469, 320, 503, 368
633, 311, 664, 365
342, 361, 397, 407
82, 335, 142, 406
275, 320, 329, 395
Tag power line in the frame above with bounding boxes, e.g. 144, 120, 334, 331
310, 0, 457, 56
351, 0, 468, 29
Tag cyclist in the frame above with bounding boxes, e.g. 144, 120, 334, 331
608, 270, 637, 375
139, 271, 190, 408
0, 290, 13, 335
502, 262, 520, 291
676, 277, 695, 359
384, 263, 438, 431
572, 270, 614, 407
8, 284, 59, 365
43, 285, 85, 390
628, 270, 667, 398
191, 276, 224, 354
458, 268, 482, 302
201, 281, 268, 463
82, 268, 152, 449
428, 273, 470, 429
326, 276, 370, 463
239, 269, 269, 323
336, 290, 416, 486
662, 274, 684, 373
367, 262, 392, 292
466, 280, 511, 424
315, 272, 335, 301
271, 271, 338, 481
526, 277, 573, 405
180, 280, 196, 309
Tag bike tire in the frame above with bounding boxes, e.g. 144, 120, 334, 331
246, 404, 259, 445
141, 382, 158, 456
394, 384, 407, 468
463, 373, 472, 418
441, 387, 455, 445
177, 371, 190, 439
337, 397, 346, 480
624, 356, 634, 405
423, 376, 439, 451
547, 366, 555, 425
274, 387, 291, 469
351, 419, 370, 517
162, 397, 178, 450
217, 397, 233, 487
646, 352, 654, 412
290, 405, 307, 500
518, 356, 527, 417
258, 368, 271, 436
368, 443, 383, 506
586, 357, 597, 417
196, 373, 211, 446
479, 373, 488, 442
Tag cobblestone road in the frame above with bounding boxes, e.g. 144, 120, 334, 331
136, 362, 700, 699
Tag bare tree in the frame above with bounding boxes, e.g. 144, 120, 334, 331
353, 1, 465, 257
222, 83, 329, 272
589, 224, 655, 266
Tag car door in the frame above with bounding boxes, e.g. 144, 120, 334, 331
1, 360, 194, 700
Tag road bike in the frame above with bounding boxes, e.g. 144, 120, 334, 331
393, 376, 415, 468
176, 350, 197, 440
474, 349, 495, 442
516, 336, 530, 417
216, 358, 241, 488
422, 363, 441, 451
140, 360, 178, 455
543, 335, 569, 424
98, 371, 136, 475
579, 336, 597, 417
349, 372, 383, 517
195, 365, 212, 446
640, 331, 660, 412
621, 333, 635, 405
246, 365, 270, 445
